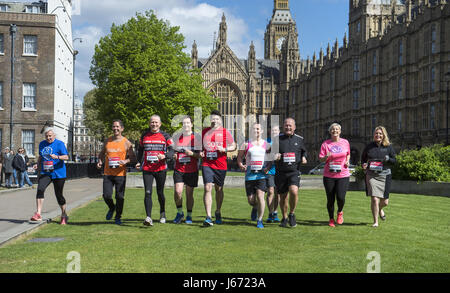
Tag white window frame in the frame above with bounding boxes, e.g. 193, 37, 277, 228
22, 130, 35, 157
0, 82, 3, 109
23, 35, 38, 56
22, 83, 37, 111
0, 34, 4, 55
0, 4, 8, 12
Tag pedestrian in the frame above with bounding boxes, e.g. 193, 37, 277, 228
200, 110, 236, 226
171, 116, 201, 224
12, 148, 32, 188
22, 149, 34, 187
319, 123, 351, 227
30, 128, 70, 225
237, 123, 271, 229
2, 147, 14, 188
361, 126, 396, 227
97, 120, 136, 225
136, 115, 174, 226
266, 125, 280, 223
273, 118, 307, 228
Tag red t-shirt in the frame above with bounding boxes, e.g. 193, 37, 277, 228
202, 127, 234, 171
174, 133, 201, 173
139, 130, 173, 172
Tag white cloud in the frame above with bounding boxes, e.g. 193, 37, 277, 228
72, 0, 251, 101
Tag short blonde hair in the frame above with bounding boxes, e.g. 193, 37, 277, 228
328, 123, 341, 133
374, 126, 390, 147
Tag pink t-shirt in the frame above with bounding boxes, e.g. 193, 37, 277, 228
319, 138, 351, 178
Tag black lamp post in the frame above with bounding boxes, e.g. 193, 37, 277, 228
445, 71, 450, 146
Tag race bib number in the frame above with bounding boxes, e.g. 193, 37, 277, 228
250, 160, 264, 171
146, 152, 159, 163
329, 161, 342, 173
108, 157, 120, 169
283, 153, 296, 164
369, 161, 383, 172
178, 153, 191, 164
206, 151, 218, 159
43, 161, 54, 172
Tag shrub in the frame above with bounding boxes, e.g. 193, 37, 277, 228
392, 144, 450, 182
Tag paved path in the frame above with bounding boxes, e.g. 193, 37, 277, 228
0, 178, 103, 246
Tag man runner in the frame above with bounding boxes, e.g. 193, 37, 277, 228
274, 118, 307, 228
136, 115, 174, 226
201, 110, 236, 226
97, 120, 136, 225
171, 116, 201, 224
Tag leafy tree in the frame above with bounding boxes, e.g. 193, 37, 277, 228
89, 10, 218, 139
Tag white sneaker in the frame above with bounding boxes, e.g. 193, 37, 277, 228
143, 217, 153, 226
160, 212, 166, 224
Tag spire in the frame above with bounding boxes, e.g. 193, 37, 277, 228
319, 48, 324, 67
248, 41, 256, 73
217, 13, 227, 47
343, 33, 348, 48
326, 43, 331, 60
334, 38, 339, 60
191, 40, 198, 69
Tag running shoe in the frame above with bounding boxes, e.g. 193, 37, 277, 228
288, 213, 297, 227
251, 208, 257, 221
256, 220, 264, 229
279, 218, 288, 228
329, 218, 336, 227
273, 212, 281, 222
266, 213, 274, 223
160, 212, 166, 224
60, 215, 68, 225
173, 212, 184, 224
203, 217, 214, 227
115, 218, 122, 225
214, 211, 223, 225
143, 217, 153, 226
380, 210, 386, 221
185, 216, 193, 224
30, 212, 42, 222
337, 212, 344, 225
106, 209, 115, 221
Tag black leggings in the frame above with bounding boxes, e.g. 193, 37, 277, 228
36, 175, 66, 206
143, 170, 167, 218
323, 177, 349, 219
103, 175, 126, 219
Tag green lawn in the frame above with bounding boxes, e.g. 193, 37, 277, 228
0, 188, 449, 273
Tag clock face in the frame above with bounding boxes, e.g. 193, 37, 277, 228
276, 37, 286, 51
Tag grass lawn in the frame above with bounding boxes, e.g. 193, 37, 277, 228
0, 188, 448, 273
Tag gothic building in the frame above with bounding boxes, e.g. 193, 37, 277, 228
193, 0, 449, 163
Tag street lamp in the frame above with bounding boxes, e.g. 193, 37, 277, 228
71, 38, 82, 161
445, 71, 450, 146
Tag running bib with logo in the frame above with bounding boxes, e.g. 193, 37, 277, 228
108, 157, 120, 169
329, 161, 342, 173
178, 153, 191, 164
369, 161, 383, 172
43, 161, 54, 172
206, 151, 218, 159
283, 153, 296, 164
146, 152, 159, 163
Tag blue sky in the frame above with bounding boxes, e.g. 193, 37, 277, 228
20, 0, 351, 101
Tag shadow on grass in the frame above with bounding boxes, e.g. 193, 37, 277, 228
298, 219, 368, 226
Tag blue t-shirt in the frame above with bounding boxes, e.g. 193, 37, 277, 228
266, 138, 276, 176
39, 139, 68, 179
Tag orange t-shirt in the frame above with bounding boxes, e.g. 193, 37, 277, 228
104, 137, 128, 177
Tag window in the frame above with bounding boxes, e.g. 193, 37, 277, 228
0, 34, 4, 54
23, 35, 37, 55
25, 5, 41, 13
422, 67, 429, 94
255, 92, 262, 108
422, 106, 429, 130
265, 92, 272, 108
398, 111, 402, 131
431, 24, 437, 54
398, 40, 403, 66
371, 115, 377, 133
330, 97, 335, 116
430, 104, 436, 130
430, 66, 436, 92
23, 83, 36, 110
352, 118, 360, 136
0, 4, 8, 11
372, 52, 377, 75
372, 85, 377, 106
353, 89, 359, 110
353, 60, 360, 81
398, 76, 403, 99
22, 130, 35, 156
0, 82, 3, 109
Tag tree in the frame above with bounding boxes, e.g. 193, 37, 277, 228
82, 88, 110, 140
89, 10, 218, 139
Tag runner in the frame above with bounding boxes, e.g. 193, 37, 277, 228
319, 123, 351, 227
266, 125, 280, 223
237, 123, 271, 229
274, 118, 307, 228
171, 116, 201, 224
201, 110, 236, 226
97, 120, 136, 225
30, 128, 69, 225
136, 115, 174, 226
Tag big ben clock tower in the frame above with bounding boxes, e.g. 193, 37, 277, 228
264, 0, 296, 60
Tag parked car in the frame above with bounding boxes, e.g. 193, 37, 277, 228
308, 162, 356, 175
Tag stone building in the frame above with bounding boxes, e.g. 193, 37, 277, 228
195, 0, 450, 164
0, 0, 74, 158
